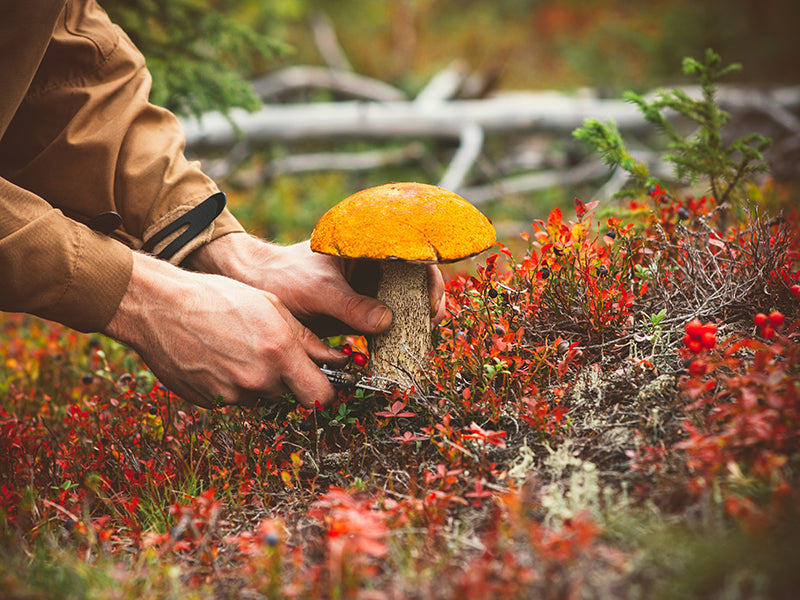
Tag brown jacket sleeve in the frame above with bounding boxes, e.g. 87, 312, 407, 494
0, 0, 244, 331
0, 178, 133, 332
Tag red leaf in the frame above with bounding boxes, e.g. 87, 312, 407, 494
574, 197, 586, 219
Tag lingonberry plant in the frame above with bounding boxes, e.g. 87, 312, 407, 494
2, 51, 799, 598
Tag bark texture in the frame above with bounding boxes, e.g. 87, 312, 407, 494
368, 261, 431, 387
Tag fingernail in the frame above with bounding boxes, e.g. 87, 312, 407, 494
368, 305, 392, 330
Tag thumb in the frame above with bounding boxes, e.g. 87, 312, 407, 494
332, 288, 393, 334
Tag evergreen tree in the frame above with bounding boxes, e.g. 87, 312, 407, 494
574, 49, 771, 207
102, 0, 305, 117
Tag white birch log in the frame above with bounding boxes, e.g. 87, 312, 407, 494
438, 123, 484, 192
181, 92, 648, 150
183, 86, 800, 152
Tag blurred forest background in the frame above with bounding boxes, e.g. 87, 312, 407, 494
103, 0, 800, 244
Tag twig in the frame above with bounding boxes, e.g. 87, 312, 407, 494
249, 66, 406, 102
309, 10, 352, 72
200, 141, 251, 181
414, 60, 469, 105
439, 122, 484, 192
461, 160, 609, 205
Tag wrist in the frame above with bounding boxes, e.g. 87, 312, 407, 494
103, 252, 188, 349
183, 232, 277, 285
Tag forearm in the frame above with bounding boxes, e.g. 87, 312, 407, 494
103, 252, 189, 350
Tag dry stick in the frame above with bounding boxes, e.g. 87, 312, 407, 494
414, 60, 469, 105
309, 10, 352, 72
439, 122, 484, 192
249, 66, 407, 102
199, 141, 251, 181
463, 160, 610, 205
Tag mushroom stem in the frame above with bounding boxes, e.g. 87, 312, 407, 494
368, 261, 432, 387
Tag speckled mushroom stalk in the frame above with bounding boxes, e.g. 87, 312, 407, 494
369, 260, 431, 386
310, 182, 495, 390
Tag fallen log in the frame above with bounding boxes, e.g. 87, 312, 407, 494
182, 92, 648, 151
182, 85, 800, 152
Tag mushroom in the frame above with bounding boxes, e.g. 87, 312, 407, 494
310, 182, 496, 388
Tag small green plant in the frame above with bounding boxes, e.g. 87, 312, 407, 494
631, 308, 672, 368
327, 402, 358, 427
574, 49, 771, 209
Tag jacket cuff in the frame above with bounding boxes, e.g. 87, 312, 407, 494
209, 206, 246, 242
141, 196, 245, 265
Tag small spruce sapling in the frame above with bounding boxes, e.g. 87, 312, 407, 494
574, 49, 771, 212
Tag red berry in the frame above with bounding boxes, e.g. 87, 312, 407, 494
682, 334, 692, 347
341, 345, 353, 356
689, 360, 707, 377
762, 324, 776, 340
352, 352, 367, 367
685, 319, 704, 339
687, 339, 703, 354
701, 331, 717, 350
791, 284, 800, 299
754, 313, 769, 328
768, 311, 785, 328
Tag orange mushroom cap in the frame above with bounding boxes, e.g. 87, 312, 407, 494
310, 182, 496, 263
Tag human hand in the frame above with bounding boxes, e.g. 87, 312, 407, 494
186, 233, 447, 336
104, 252, 346, 409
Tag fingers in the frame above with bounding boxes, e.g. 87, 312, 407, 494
250, 304, 345, 409
200, 332, 340, 410
305, 258, 388, 336
279, 351, 337, 409
427, 265, 447, 325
